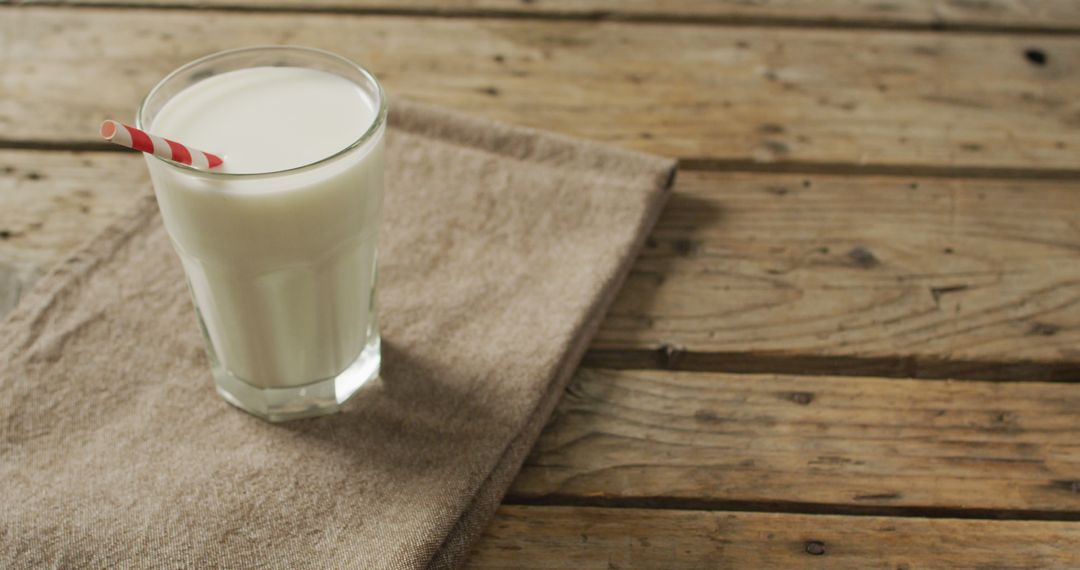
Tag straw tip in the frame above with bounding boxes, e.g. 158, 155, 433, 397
99, 120, 118, 140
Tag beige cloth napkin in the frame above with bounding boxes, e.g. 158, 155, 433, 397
0, 101, 675, 569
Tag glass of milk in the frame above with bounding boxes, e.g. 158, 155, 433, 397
137, 47, 386, 422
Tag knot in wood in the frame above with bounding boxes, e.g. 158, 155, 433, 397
805, 540, 826, 555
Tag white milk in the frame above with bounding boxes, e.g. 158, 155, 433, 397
146, 66, 384, 390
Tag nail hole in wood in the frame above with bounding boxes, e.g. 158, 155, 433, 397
1024, 48, 1047, 66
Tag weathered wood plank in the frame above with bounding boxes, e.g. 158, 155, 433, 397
468, 505, 1080, 569
509, 369, 1080, 516
4, 7, 1080, 170
591, 170, 1080, 379
34, 0, 1080, 31
6, 152, 1080, 378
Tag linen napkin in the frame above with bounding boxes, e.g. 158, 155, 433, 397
0, 100, 675, 569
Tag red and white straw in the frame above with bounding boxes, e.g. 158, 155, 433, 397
100, 120, 223, 170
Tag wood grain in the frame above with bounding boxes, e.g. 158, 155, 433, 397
468, 505, 1080, 569
4, 6, 1080, 170
590, 170, 1080, 380
6, 152, 1080, 378
508, 369, 1080, 517
32, 0, 1080, 31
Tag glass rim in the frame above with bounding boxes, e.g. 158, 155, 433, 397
135, 45, 387, 180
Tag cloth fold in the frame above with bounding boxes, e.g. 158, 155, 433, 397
0, 100, 675, 569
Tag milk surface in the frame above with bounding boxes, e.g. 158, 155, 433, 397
147, 66, 384, 389
153, 67, 375, 174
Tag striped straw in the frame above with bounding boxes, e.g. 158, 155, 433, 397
100, 120, 223, 170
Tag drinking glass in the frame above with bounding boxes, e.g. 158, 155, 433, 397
138, 47, 386, 422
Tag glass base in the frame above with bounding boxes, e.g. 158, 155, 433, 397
213, 334, 381, 422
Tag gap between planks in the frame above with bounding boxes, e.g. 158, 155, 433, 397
9, 0, 1080, 36
6, 141, 1080, 183
503, 494, 1080, 523
582, 349, 1080, 383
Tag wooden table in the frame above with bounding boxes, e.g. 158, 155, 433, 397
4, 1, 1080, 567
